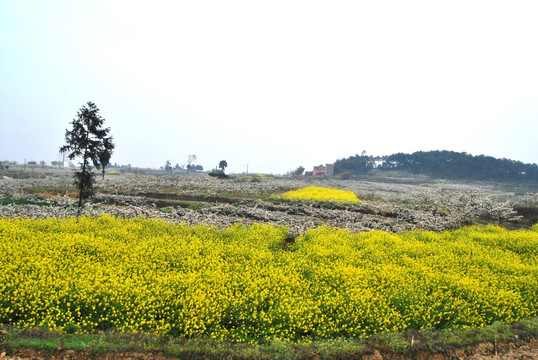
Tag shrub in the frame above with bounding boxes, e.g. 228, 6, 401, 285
208, 170, 228, 179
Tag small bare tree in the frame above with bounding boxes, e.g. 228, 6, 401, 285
187, 154, 197, 173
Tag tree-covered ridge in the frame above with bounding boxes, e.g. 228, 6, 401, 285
334, 150, 538, 182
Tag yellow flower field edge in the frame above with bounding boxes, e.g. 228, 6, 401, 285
277, 186, 361, 204
1, 216, 537, 344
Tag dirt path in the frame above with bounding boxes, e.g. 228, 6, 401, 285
466, 338, 538, 360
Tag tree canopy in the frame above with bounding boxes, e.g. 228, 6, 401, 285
60, 101, 115, 213
334, 150, 538, 182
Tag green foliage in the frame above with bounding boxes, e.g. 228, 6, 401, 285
59, 102, 115, 212
9, 338, 60, 351
334, 150, 538, 182
23, 186, 63, 193
520, 317, 538, 334
0, 198, 49, 207
209, 170, 228, 179
63, 322, 79, 334
2, 319, 537, 359
291, 166, 305, 176
73, 168, 95, 199
187, 203, 203, 210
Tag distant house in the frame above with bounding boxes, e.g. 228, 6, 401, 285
311, 164, 334, 176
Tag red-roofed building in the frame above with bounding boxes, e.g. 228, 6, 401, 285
312, 164, 334, 176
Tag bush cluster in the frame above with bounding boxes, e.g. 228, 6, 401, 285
208, 170, 228, 179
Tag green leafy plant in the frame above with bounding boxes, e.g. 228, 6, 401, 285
59, 102, 115, 215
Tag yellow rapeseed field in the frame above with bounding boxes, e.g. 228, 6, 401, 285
1, 216, 537, 344
279, 186, 361, 204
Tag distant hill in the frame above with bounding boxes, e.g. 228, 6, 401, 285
334, 150, 538, 182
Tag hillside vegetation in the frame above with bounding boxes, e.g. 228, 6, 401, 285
334, 150, 538, 182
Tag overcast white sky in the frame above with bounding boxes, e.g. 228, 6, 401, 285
1, 1, 537, 174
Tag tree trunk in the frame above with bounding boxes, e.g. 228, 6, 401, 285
77, 159, 86, 217
77, 130, 89, 216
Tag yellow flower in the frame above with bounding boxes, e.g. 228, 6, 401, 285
0, 216, 537, 343
279, 187, 361, 204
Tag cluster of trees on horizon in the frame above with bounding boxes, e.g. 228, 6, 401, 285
333, 150, 538, 182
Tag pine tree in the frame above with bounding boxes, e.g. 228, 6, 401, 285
60, 102, 115, 214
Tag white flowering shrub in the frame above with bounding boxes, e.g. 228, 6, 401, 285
1, 171, 534, 232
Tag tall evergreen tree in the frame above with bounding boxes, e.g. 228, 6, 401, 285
60, 102, 115, 214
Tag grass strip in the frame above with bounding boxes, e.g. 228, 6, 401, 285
1, 318, 537, 359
